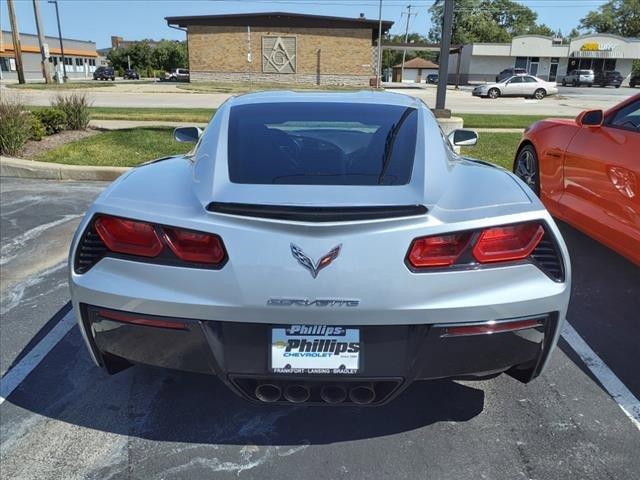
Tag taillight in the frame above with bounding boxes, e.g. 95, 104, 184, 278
80, 214, 227, 272
407, 233, 471, 268
94, 216, 163, 257
472, 223, 544, 263
163, 227, 226, 264
406, 222, 550, 271
441, 318, 543, 337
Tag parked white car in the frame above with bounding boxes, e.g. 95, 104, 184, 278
473, 75, 558, 100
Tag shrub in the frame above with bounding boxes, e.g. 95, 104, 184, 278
53, 93, 92, 130
28, 113, 46, 141
0, 99, 32, 155
34, 107, 67, 135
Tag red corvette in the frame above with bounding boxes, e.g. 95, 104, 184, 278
513, 94, 640, 265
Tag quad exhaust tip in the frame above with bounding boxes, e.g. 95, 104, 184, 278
283, 384, 311, 404
349, 384, 376, 405
255, 383, 282, 403
320, 384, 348, 404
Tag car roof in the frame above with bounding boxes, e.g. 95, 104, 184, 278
228, 90, 424, 108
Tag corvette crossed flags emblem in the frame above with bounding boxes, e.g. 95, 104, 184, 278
290, 244, 342, 279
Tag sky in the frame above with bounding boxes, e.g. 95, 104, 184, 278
1, 0, 609, 49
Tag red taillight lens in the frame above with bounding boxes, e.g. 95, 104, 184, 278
473, 223, 544, 263
97, 309, 188, 330
162, 227, 226, 265
442, 318, 543, 337
408, 233, 472, 268
94, 215, 163, 257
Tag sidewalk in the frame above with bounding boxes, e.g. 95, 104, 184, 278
0, 155, 128, 181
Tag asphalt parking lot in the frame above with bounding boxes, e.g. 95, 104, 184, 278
1, 177, 639, 480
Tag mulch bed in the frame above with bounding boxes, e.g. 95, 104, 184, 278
19, 129, 99, 159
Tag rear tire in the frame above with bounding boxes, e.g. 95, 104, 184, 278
488, 88, 500, 99
514, 144, 540, 196
534, 88, 546, 100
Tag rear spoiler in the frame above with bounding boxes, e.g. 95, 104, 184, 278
207, 202, 428, 222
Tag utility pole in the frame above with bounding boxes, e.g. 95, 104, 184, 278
7, 0, 25, 84
48, 0, 67, 81
400, 5, 417, 83
33, 0, 53, 83
435, 0, 454, 113
376, 0, 383, 88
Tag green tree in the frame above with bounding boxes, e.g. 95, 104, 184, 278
429, 0, 558, 43
579, 0, 640, 37
152, 41, 188, 71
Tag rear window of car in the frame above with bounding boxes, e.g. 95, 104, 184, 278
227, 102, 418, 185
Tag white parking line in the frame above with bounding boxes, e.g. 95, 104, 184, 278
0, 311, 75, 406
562, 320, 640, 432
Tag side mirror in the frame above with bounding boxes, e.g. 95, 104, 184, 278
448, 129, 478, 147
173, 126, 202, 143
576, 109, 604, 127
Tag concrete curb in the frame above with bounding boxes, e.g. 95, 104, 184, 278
1, 156, 129, 181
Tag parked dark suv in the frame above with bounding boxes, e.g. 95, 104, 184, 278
93, 67, 115, 81
630, 74, 639, 88
496, 68, 527, 82
123, 69, 140, 80
594, 70, 623, 88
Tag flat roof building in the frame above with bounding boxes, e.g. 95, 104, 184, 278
0, 30, 97, 81
449, 33, 640, 85
165, 12, 393, 86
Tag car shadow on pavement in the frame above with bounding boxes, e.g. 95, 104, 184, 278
555, 220, 640, 397
4, 327, 485, 446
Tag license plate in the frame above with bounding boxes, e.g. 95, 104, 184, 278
270, 325, 360, 375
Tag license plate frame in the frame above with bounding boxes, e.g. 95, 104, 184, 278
270, 325, 360, 375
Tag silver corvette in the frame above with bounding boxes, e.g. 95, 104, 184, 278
69, 91, 571, 406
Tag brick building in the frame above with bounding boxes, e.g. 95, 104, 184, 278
165, 12, 393, 86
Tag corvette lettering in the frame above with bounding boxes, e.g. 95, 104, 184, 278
267, 298, 360, 307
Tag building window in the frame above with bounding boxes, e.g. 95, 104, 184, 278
64, 57, 72, 66
89, 59, 95, 66
262, 36, 296, 74
0, 57, 15, 72
75, 58, 83, 66
515, 57, 527, 69
604, 59, 617, 71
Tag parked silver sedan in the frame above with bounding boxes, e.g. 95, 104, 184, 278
473, 75, 559, 99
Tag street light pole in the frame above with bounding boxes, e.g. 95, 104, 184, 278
48, 0, 67, 81
400, 5, 417, 83
435, 0, 454, 113
376, 0, 383, 88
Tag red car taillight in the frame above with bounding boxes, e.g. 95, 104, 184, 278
407, 222, 545, 270
407, 233, 471, 268
472, 223, 544, 263
91, 214, 227, 268
163, 227, 226, 264
94, 216, 163, 257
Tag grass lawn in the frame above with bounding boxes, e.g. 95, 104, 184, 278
35, 127, 191, 167
461, 131, 522, 170
7, 82, 116, 90
459, 113, 572, 129
35, 127, 521, 170
177, 81, 365, 94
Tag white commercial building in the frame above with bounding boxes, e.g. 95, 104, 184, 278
449, 34, 640, 85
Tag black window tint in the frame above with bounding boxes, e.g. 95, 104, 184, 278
608, 100, 640, 132
524, 76, 537, 83
509, 77, 524, 83
227, 102, 418, 185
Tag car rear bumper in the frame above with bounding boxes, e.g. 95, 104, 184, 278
79, 304, 561, 406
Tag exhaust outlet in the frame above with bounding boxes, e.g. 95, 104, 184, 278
320, 384, 347, 404
255, 383, 282, 403
349, 384, 376, 405
283, 384, 310, 403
